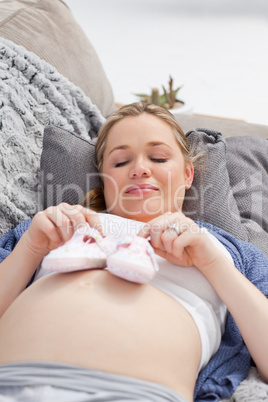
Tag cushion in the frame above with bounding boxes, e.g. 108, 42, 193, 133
175, 114, 268, 139
226, 136, 268, 248
0, 37, 104, 237
182, 128, 268, 257
41, 126, 102, 208
0, 0, 115, 117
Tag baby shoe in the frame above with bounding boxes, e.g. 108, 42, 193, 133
36, 224, 116, 280
106, 236, 159, 284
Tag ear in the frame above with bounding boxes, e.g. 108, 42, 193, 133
184, 162, 194, 190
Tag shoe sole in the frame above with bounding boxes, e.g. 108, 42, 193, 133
106, 255, 155, 283
41, 257, 106, 271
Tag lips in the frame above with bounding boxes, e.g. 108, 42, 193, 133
125, 184, 159, 195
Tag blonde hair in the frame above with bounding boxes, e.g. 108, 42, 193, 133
83, 102, 198, 212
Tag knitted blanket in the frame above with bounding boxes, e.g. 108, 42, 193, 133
0, 37, 105, 236
1, 220, 268, 401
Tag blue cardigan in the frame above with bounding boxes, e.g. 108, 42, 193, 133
1, 219, 268, 401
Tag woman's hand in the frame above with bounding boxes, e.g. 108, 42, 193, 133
24, 203, 102, 258
139, 212, 268, 381
138, 211, 222, 274
0, 204, 102, 318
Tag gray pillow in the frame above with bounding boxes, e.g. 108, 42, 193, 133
182, 128, 268, 257
41, 126, 102, 208
226, 136, 268, 249
182, 129, 246, 238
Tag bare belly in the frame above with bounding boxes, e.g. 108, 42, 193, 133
0, 270, 201, 401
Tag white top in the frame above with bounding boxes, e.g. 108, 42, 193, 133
99, 213, 232, 371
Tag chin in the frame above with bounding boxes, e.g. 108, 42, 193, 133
108, 199, 178, 222
119, 204, 167, 222
134, 214, 161, 223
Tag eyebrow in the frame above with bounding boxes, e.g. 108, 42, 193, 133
108, 141, 172, 155
108, 145, 128, 155
148, 141, 172, 149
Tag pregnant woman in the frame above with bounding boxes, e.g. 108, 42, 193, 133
0, 103, 267, 402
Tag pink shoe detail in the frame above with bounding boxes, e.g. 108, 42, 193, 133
37, 224, 116, 280
106, 236, 159, 284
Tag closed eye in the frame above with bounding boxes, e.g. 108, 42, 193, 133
114, 161, 129, 168
151, 158, 167, 163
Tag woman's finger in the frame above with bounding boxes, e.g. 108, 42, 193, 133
138, 212, 177, 238
82, 207, 103, 235
138, 212, 185, 250
46, 204, 103, 239
153, 247, 182, 266
58, 203, 103, 233
30, 211, 64, 249
161, 226, 179, 254
42, 205, 74, 243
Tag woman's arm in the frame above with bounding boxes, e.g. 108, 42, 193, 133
0, 231, 45, 318
201, 252, 268, 382
138, 211, 268, 382
0, 203, 102, 319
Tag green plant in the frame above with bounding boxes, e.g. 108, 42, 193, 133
134, 75, 183, 109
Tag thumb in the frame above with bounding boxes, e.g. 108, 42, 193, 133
137, 223, 151, 238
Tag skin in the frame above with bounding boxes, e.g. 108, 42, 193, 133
101, 114, 194, 222
0, 113, 268, 402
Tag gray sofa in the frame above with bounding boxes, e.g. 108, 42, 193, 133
177, 113, 268, 139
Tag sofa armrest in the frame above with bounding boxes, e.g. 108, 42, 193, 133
175, 113, 268, 139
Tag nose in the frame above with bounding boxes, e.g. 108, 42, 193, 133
129, 160, 151, 178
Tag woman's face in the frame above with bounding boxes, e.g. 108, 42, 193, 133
102, 113, 194, 222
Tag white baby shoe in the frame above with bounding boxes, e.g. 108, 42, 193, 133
106, 236, 159, 284
36, 224, 116, 280
36, 225, 159, 284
